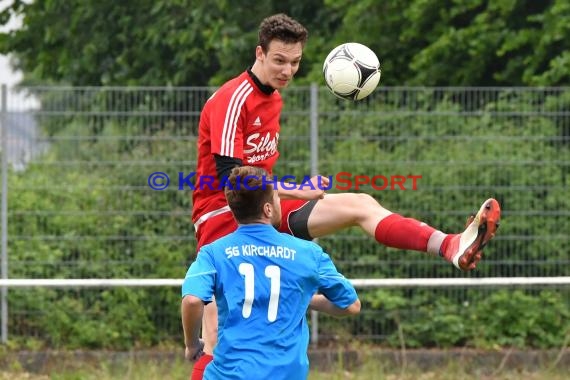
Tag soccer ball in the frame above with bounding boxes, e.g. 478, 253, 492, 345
323, 42, 381, 101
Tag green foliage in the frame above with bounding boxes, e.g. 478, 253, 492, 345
1, 13, 568, 347
470, 289, 570, 348
7, 87, 201, 349
6, 86, 570, 350
301, 0, 570, 86
318, 288, 569, 349
2, 0, 570, 86
40, 289, 156, 349
303, 87, 570, 348
0, 0, 228, 86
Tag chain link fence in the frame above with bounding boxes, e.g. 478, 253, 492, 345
1, 85, 569, 348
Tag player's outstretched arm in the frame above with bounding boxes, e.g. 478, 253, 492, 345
309, 294, 361, 316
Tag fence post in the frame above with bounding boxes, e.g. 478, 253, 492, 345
309, 83, 319, 348
1, 84, 7, 344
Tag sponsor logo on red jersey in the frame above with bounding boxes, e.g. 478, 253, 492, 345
244, 132, 279, 164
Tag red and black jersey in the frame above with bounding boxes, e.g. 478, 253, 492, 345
192, 70, 282, 224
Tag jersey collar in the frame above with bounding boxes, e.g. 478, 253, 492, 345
247, 68, 275, 95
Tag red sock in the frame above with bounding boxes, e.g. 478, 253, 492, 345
190, 354, 214, 380
438, 234, 455, 260
374, 214, 436, 252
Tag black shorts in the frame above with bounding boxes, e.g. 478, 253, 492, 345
287, 199, 318, 240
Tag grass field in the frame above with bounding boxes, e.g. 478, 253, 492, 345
1, 352, 567, 380
1, 367, 567, 380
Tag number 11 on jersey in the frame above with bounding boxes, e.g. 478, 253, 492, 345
239, 263, 281, 322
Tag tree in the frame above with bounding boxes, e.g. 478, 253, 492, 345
0, 0, 229, 86
314, 0, 570, 86
3, 0, 568, 87
0, 0, 335, 86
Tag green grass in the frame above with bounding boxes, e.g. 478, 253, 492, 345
308, 361, 568, 380
1, 354, 567, 380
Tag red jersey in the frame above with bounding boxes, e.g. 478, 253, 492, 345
192, 70, 282, 225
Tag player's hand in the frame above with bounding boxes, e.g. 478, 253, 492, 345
185, 339, 205, 362
276, 175, 330, 200
298, 175, 329, 200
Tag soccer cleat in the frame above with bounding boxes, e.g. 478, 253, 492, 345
443, 198, 501, 271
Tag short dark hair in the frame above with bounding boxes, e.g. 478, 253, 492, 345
224, 166, 274, 223
258, 13, 308, 53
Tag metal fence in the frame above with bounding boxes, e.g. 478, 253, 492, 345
1, 84, 569, 347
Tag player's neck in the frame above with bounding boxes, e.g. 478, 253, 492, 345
250, 64, 269, 85
239, 215, 275, 226
247, 66, 275, 95
250, 62, 265, 82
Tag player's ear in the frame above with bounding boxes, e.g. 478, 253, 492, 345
263, 202, 272, 218
255, 46, 265, 61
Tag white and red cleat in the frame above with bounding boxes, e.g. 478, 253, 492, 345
442, 198, 501, 271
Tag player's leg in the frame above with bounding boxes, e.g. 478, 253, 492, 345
190, 212, 237, 380
283, 194, 500, 270
279, 195, 390, 239
305, 193, 445, 255
305, 193, 391, 237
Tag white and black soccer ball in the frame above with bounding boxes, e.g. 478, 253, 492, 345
323, 42, 381, 101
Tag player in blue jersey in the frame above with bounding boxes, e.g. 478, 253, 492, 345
181, 165, 361, 380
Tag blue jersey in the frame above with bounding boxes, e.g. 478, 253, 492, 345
182, 224, 357, 380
